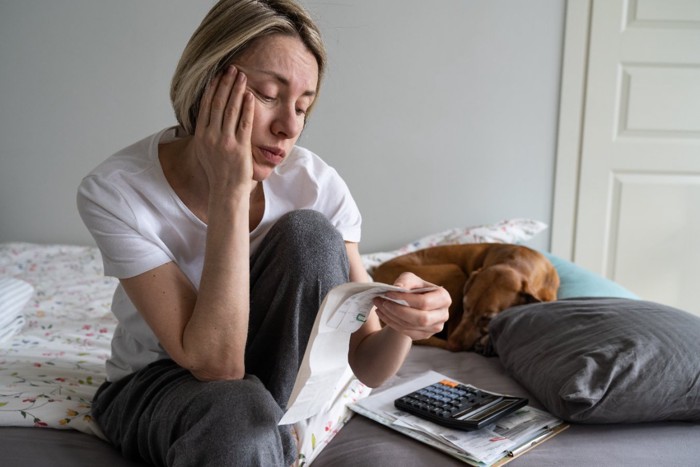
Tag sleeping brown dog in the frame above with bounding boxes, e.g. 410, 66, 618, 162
372, 243, 559, 352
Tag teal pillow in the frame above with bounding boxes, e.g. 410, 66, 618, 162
543, 253, 638, 300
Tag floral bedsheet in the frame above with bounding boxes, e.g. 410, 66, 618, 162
0, 243, 116, 437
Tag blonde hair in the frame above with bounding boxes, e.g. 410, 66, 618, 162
171, 0, 327, 134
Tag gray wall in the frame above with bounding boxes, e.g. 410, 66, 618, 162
0, 1, 565, 255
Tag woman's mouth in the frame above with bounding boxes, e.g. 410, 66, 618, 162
258, 146, 285, 166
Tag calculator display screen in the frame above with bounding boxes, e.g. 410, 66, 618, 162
459, 399, 520, 421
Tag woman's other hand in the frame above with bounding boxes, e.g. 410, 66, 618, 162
194, 66, 256, 194
372, 272, 451, 341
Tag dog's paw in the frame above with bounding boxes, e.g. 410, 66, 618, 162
473, 335, 496, 357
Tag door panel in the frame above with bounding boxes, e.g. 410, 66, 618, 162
560, 0, 700, 315
612, 173, 700, 313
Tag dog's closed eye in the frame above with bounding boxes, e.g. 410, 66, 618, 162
521, 293, 542, 305
476, 316, 490, 331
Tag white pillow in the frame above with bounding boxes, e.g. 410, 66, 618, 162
0, 277, 34, 342
361, 218, 547, 273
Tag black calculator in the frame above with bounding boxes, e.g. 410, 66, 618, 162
394, 379, 528, 431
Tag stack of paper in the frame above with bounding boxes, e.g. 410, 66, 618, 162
349, 371, 567, 466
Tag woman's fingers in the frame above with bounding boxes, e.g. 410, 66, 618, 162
196, 74, 219, 131
379, 273, 451, 340
390, 272, 426, 290
209, 66, 237, 129
197, 66, 251, 141
237, 91, 255, 140
222, 69, 248, 135
373, 286, 451, 341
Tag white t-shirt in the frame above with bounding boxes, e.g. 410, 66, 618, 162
77, 127, 361, 381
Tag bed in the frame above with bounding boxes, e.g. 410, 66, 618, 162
1, 220, 699, 466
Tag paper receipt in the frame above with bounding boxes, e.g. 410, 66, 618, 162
326, 283, 438, 332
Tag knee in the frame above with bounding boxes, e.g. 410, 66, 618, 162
189, 377, 281, 427
274, 209, 346, 264
169, 377, 295, 465
276, 209, 341, 242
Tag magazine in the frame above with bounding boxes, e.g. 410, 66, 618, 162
349, 370, 568, 466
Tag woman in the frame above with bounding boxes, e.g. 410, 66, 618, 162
77, 0, 450, 465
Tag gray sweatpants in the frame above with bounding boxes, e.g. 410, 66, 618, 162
91, 210, 350, 466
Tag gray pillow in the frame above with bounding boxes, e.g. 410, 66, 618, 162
489, 297, 700, 423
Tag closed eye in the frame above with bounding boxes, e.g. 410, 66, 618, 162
249, 87, 275, 103
250, 88, 307, 115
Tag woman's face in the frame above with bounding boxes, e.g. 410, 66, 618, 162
234, 34, 319, 182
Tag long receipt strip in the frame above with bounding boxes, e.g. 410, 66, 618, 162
279, 282, 437, 425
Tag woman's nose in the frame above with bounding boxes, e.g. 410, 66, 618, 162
271, 106, 302, 139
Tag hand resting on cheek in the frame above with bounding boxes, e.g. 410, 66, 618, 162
193, 65, 256, 194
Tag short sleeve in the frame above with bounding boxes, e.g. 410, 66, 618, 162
77, 175, 172, 278
321, 167, 362, 243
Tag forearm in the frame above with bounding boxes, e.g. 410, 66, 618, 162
346, 248, 451, 388
349, 325, 412, 388
182, 190, 251, 380
345, 244, 410, 387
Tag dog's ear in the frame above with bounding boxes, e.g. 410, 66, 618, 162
517, 284, 537, 305
521, 278, 557, 303
544, 266, 561, 299
463, 268, 482, 293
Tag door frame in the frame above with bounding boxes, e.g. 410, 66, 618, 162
551, 0, 592, 260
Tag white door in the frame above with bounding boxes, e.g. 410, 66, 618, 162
552, 0, 700, 315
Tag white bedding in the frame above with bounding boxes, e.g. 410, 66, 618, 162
0, 243, 115, 437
